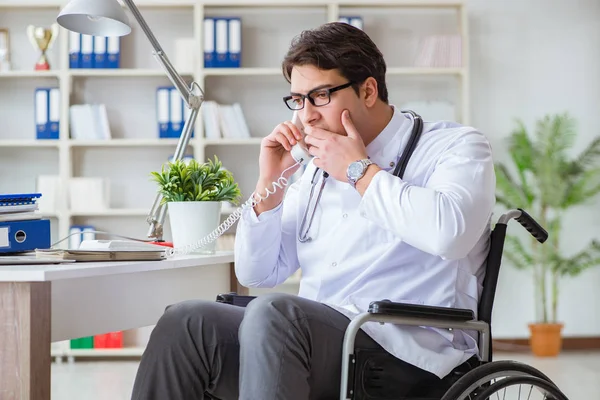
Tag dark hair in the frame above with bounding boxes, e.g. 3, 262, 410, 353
282, 22, 388, 103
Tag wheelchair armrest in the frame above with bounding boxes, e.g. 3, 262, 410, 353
368, 300, 474, 321
216, 293, 256, 307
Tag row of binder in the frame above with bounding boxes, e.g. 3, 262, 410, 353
35, 88, 60, 140
156, 87, 194, 139
338, 16, 364, 30
68, 225, 96, 249
69, 32, 121, 69
204, 17, 241, 68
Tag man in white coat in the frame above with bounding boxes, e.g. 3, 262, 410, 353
131, 22, 496, 400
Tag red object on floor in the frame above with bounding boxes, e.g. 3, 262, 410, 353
94, 334, 109, 348
107, 331, 123, 348
149, 241, 173, 247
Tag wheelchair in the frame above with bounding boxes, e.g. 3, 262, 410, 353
217, 209, 570, 400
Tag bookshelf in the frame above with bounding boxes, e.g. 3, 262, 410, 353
0, 0, 469, 357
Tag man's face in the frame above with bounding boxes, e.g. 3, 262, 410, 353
289, 65, 361, 135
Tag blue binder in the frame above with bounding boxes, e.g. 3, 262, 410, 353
69, 32, 81, 69
80, 34, 94, 68
48, 88, 60, 139
156, 86, 171, 138
227, 17, 241, 68
35, 87, 60, 140
92, 36, 107, 68
0, 219, 51, 253
215, 18, 228, 68
34, 88, 49, 139
204, 18, 215, 68
107, 37, 120, 68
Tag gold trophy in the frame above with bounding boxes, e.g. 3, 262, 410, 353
27, 24, 59, 71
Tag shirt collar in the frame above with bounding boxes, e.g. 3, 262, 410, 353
366, 105, 413, 170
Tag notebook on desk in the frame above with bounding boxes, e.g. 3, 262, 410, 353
35, 248, 166, 262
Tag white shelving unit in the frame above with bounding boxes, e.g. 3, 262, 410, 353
0, 0, 469, 356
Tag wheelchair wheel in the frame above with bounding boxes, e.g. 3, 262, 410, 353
474, 375, 569, 399
440, 360, 556, 400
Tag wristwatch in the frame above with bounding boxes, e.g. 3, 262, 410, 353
346, 158, 373, 187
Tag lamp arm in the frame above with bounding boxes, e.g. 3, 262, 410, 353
146, 106, 200, 240
121, 0, 202, 108
120, 0, 205, 240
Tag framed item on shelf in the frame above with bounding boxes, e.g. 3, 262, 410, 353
0, 28, 10, 71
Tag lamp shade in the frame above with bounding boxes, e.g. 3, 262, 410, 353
57, 0, 131, 37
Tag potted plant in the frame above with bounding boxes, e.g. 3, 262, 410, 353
150, 156, 241, 254
495, 112, 600, 356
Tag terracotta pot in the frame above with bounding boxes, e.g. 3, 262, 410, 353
528, 323, 564, 357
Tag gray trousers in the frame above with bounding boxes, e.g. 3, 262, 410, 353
131, 292, 437, 400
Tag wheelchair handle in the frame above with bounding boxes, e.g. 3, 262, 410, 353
498, 208, 548, 243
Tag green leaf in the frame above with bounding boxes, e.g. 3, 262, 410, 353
494, 163, 530, 208
502, 235, 535, 270
554, 240, 600, 277
149, 155, 242, 205
507, 120, 536, 204
562, 167, 600, 208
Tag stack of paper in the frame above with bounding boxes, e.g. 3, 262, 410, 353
202, 101, 251, 140
35, 248, 166, 262
69, 104, 112, 140
0, 193, 43, 222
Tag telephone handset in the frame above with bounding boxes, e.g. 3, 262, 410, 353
164, 112, 306, 258
290, 111, 313, 165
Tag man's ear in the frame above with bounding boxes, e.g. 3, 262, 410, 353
362, 77, 379, 107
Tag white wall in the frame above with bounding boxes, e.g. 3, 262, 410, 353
468, 0, 600, 338
2, 0, 598, 340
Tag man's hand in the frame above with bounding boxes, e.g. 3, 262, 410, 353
304, 110, 369, 182
254, 120, 304, 215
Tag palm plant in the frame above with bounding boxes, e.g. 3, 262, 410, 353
495, 112, 600, 324
150, 156, 242, 205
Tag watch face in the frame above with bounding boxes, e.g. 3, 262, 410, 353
348, 161, 364, 180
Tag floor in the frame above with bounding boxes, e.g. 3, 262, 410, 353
51, 351, 599, 399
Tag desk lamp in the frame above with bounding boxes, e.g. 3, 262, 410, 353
57, 0, 204, 242
56, 0, 204, 240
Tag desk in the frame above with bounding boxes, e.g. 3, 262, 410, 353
0, 252, 240, 400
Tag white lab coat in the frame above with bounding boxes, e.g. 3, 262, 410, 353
234, 106, 496, 378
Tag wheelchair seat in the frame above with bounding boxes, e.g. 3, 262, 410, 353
348, 349, 480, 400
218, 209, 571, 400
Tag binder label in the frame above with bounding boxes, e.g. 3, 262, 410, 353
0, 227, 8, 248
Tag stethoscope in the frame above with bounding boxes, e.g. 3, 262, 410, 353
298, 168, 329, 242
297, 110, 423, 243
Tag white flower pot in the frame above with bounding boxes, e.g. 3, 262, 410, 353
168, 201, 223, 254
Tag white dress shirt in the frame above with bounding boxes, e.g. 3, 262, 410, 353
234, 106, 496, 378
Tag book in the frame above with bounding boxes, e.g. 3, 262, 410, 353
0, 211, 42, 222
35, 248, 166, 262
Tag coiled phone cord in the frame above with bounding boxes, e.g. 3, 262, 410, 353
165, 161, 302, 257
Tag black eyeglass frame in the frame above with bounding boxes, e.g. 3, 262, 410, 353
282, 81, 355, 110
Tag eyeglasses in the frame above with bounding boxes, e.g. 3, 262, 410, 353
283, 82, 354, 111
